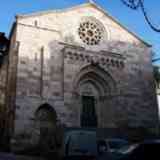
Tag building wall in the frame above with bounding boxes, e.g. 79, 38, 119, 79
0, 56, 8, 107
0, 56, 8, 132
10, 4, 159, 140
5, 24, 20, 136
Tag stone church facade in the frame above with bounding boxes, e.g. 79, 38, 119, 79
3, 2, 159, 141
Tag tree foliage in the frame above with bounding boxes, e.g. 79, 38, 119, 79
153, 66, 160, 88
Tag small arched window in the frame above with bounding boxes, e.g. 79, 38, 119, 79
34, 20, 38, 27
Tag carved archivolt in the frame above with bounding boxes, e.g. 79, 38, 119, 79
73, 65, 117, 97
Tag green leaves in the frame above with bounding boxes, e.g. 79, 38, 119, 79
153, 66, 160, 88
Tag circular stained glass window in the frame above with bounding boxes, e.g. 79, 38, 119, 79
78, 20, 104, 45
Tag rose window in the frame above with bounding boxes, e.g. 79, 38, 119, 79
78, 21, 103, 45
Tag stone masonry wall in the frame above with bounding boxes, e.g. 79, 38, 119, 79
12, 3, 159, 138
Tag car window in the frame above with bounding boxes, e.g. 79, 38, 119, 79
108, 140, 128, 149
66, 132, 97, 155
97, 140, 108, 153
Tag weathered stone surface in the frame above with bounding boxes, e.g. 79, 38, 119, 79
1, 2, 158, 143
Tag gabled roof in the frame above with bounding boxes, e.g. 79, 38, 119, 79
16, 1, 151, 47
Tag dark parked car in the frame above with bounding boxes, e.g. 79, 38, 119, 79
63, 131, 129, 160
104, 138, 129, 153
63, 130, 98, 160
97, 139, 129, 160
0, 153, 16, 160
119, 140, 160, 160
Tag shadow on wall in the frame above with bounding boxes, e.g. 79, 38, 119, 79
11, 103, 64, 158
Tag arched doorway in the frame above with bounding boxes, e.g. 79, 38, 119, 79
34, 103, 57, 150
35, 103, 57, 121
80, 84, 98, 127
73, 65, 116, 128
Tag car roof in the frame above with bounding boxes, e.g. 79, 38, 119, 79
106, 138, 128, 142
65, 130, 96, 136
142, 139, 160, 144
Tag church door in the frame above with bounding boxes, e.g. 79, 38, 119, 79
81, 96, 97, 127
35, 104, 57, 151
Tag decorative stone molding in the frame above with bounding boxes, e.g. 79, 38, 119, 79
63, 46, 125, 69
73, 64, 117, 96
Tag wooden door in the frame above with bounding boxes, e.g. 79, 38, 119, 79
81, 96, 97, 127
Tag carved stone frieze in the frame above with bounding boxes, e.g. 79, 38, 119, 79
63, 46, 126, 69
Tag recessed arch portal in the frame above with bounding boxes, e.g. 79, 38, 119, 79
74, 65, 116, 96
34, 103, 57, 137
35, 103, 57, 123
34, 103, 58, 150
73, 65, 116, 128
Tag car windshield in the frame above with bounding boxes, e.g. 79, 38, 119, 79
67, 131, 97, 155
108, 140, 129, 150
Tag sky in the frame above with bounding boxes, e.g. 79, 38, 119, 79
0, 0, 160, 63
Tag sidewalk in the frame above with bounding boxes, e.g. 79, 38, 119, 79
15, 155, 46, 160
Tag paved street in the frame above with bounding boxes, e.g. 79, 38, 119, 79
15, 155, 45, 160
0, 153, 45, 160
